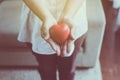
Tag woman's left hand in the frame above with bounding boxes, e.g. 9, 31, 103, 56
60, 39, 75, 57
58, 17, 78, 57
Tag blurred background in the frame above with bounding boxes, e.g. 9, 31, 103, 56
0, 0, 120, 80
101, 0, 120, 80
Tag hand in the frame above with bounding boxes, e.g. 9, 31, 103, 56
58, 17, 78, 40
40, 17, 61, 56
60, 40, 75, 57
58, 18, 76, 57
41, 17, 57, 40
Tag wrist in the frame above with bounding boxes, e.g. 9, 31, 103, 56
43, 14, 55, 22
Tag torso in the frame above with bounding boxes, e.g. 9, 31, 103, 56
18, 0, 88, 54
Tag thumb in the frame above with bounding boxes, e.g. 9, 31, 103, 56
40, 24, 50, 40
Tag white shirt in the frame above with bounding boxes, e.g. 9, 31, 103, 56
18, 0, 88, 55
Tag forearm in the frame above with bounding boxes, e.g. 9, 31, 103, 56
61, 0, 85, 18
23, 0, 53, 21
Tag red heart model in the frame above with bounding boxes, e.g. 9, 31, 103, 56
49, 23, 70, 44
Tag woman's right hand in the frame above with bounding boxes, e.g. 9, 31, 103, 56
40, 17, 61, 56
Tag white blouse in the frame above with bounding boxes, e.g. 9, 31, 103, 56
18, 0, 88, 55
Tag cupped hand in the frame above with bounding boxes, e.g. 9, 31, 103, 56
58, 17, 78, 40
58, 18, 76, 57
60, 40, 75, 57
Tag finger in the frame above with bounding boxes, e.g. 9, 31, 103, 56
47, 38, 60, 56
40, 26, 46, 37
47, 38, 57, 51
66, 40, 72, 53
60, 44, 63, 55
66, 40, 75, 56
41, 27, 50, 40
44, 31, 50, 40
60, 42, 68, 57
55, 43, 61, 56
60, 43, 66, 57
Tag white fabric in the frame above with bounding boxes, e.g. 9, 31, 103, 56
111, 0, 120, 31
112, 0, 120, 9
113, 8, 120, 32
18, 0, 88, 55
117, 9, 120, 25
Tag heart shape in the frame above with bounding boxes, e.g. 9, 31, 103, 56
49, 23, 70, 44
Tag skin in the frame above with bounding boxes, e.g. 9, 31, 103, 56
23, 0, 85, 57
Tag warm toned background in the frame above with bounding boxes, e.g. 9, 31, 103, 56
100, 0, 120, 80
0, 0, 120, 80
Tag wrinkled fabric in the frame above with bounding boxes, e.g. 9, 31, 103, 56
18, 0, 88, 54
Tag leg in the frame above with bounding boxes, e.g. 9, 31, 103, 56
57, 33, 86, 80
57, 53, 77, 80
33, 53, 57, 80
